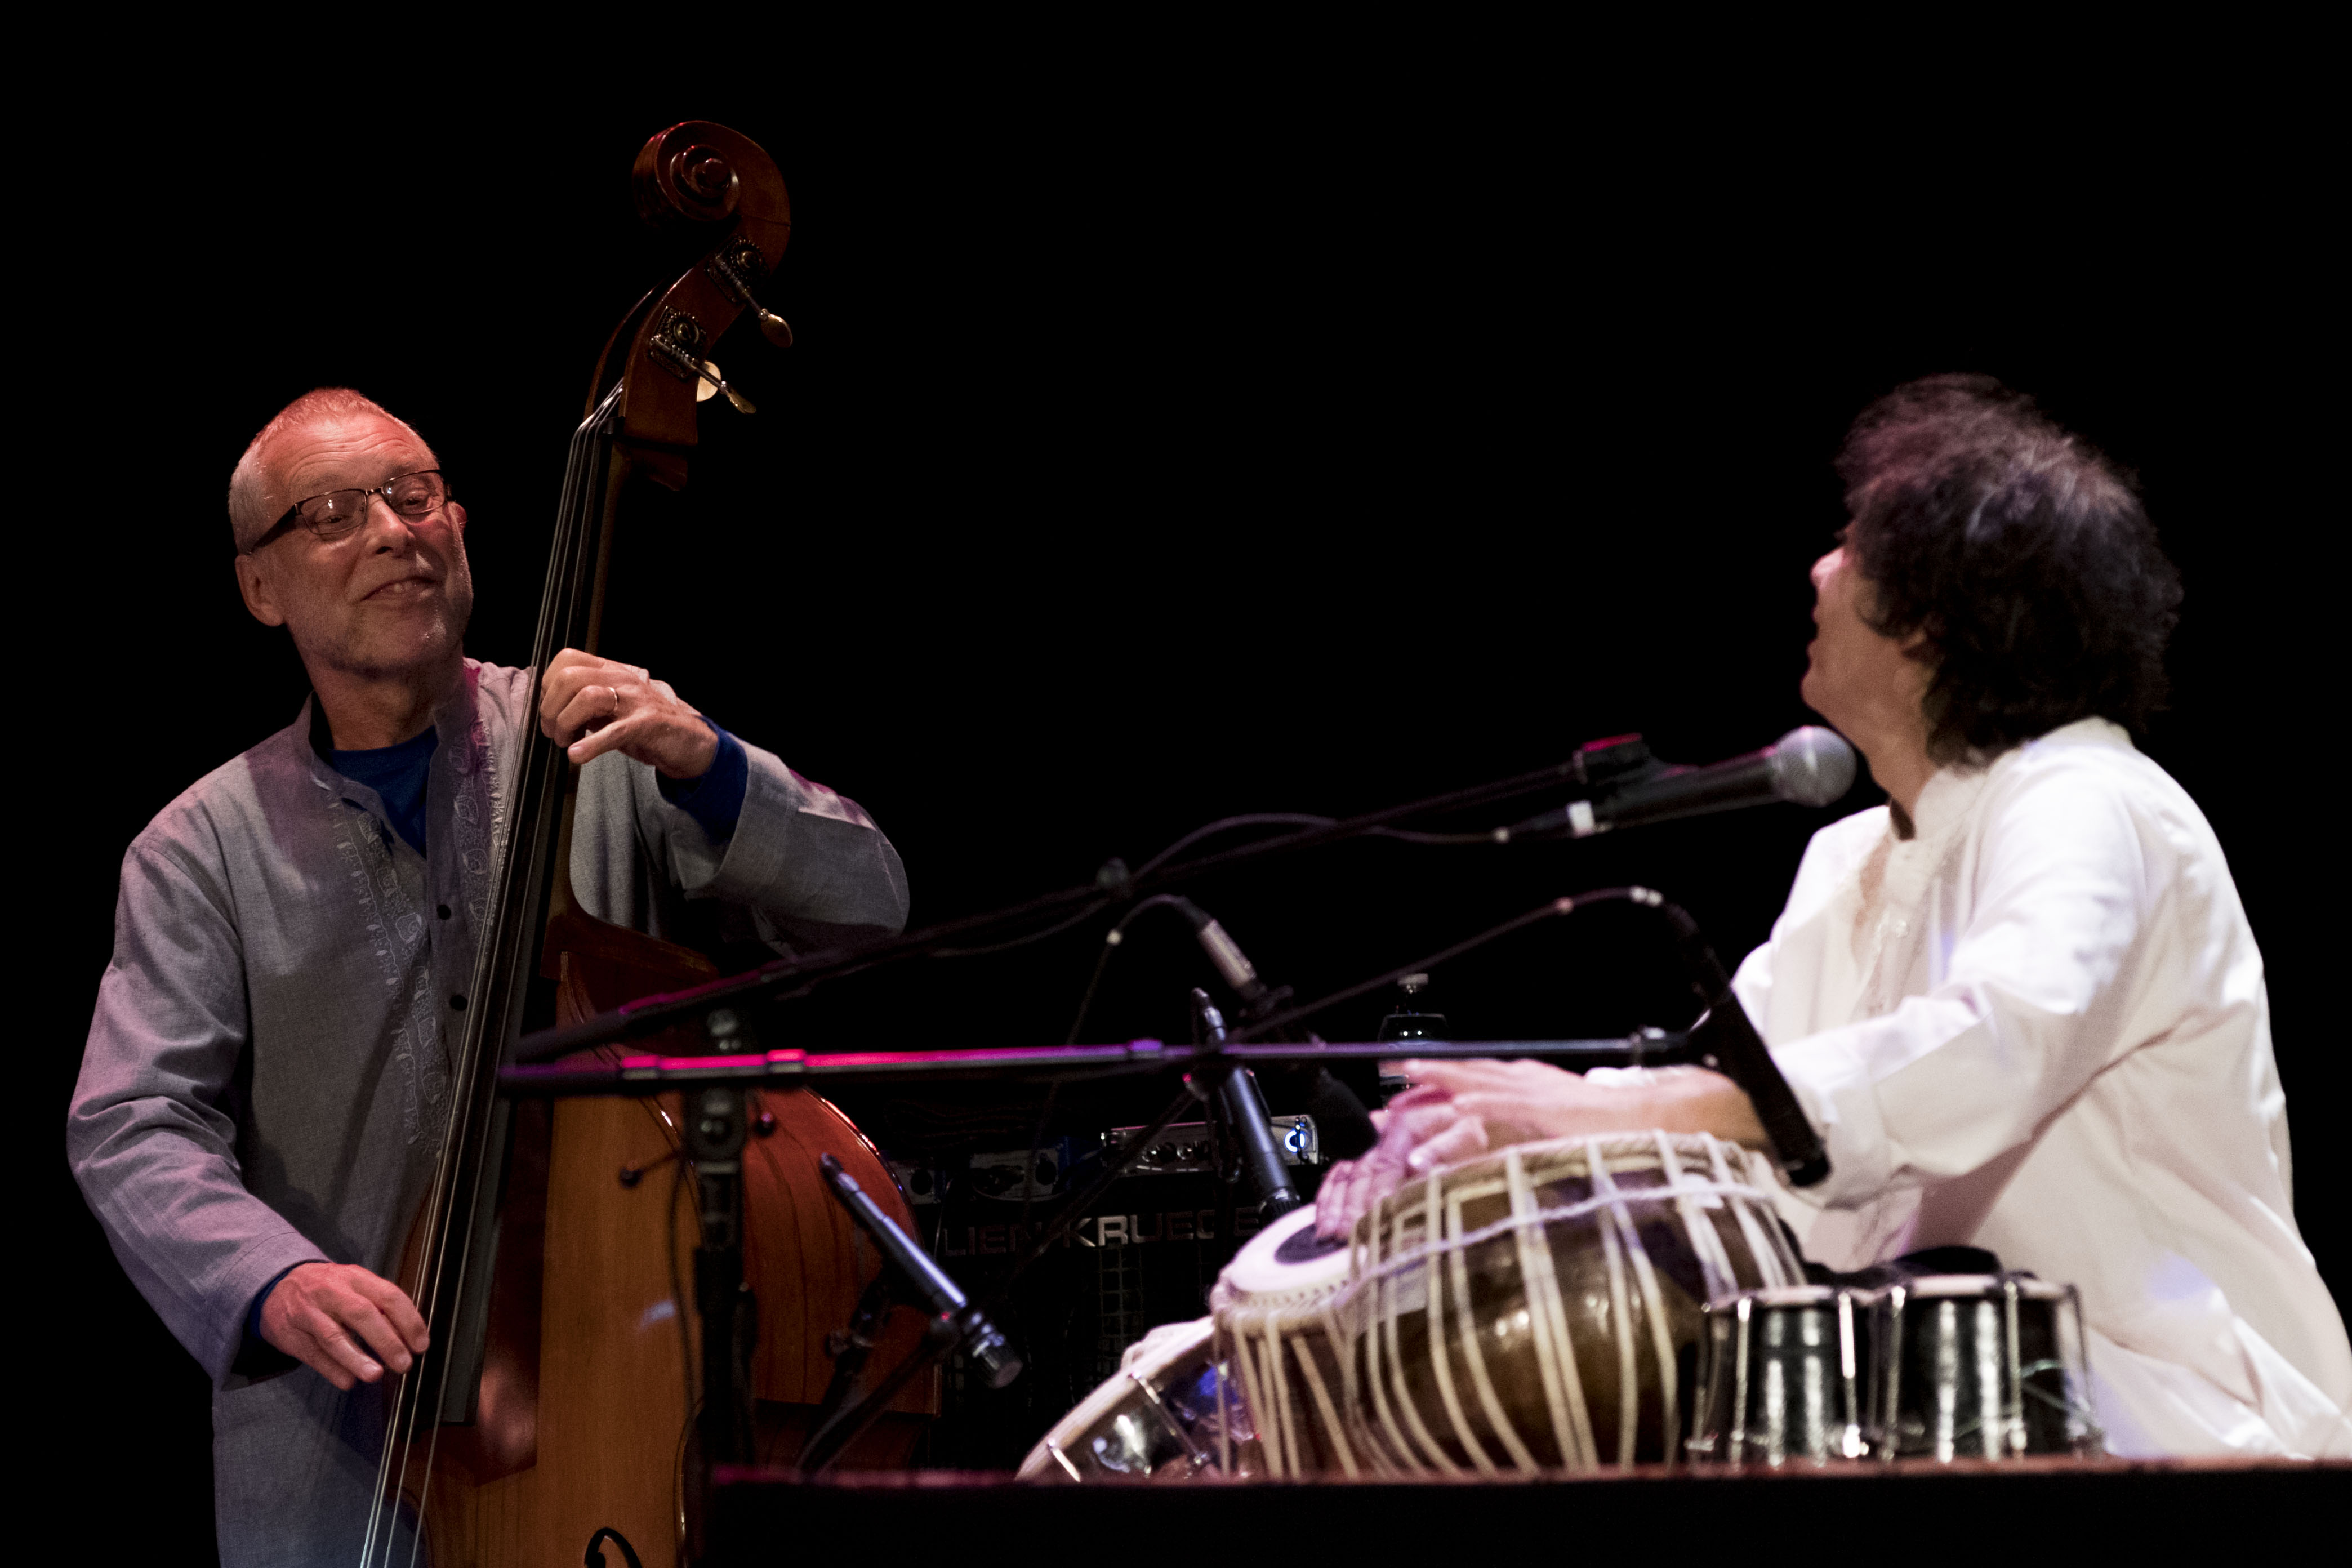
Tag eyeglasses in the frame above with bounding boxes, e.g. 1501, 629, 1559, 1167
248, 469, 452, 552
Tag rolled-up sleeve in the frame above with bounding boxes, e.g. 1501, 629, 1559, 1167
1770, 770, 2162, 1208
68, 834, 327, 1383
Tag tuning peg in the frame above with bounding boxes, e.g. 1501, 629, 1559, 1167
707, 240, 794, 351
693, 360, 757, 415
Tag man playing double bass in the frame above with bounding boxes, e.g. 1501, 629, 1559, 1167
1317, 375, 2352, 1458
68, 388, 911, 1563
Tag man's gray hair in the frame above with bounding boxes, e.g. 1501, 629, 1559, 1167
227, 389, 433, 553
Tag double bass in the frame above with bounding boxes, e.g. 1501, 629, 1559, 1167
365, 123, 933, 1565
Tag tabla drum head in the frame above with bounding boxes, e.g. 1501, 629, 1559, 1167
1217, 1203, 1351, 1307
1019, 1317, 1225, 1482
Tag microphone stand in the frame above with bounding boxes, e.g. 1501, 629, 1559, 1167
798, 1155, 1019, 1474
1191, 988, 1301, 1222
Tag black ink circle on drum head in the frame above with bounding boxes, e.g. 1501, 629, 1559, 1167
1276, 1227, 1348, 1266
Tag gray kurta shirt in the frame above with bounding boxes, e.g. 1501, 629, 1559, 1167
68, 659, 907, 1565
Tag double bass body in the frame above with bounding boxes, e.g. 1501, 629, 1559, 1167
382, 123, 933, 1566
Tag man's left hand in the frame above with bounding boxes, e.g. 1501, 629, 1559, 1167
540, 649, 718, 779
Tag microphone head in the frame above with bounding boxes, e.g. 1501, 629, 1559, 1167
1767, 727, 1858, 807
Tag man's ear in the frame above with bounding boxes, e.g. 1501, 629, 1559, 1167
235, 552, 287, 627
446, 500, 466, 539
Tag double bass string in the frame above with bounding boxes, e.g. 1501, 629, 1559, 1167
363, 384, 626, 1566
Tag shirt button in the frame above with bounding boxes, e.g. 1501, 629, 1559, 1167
1890, 917, 1910, 937
449, 994, 467, 1012
437, 905, 452, 920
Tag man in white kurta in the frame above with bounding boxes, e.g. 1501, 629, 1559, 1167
1733, 715, 2351, 1456
1313, 374, 2352, 1458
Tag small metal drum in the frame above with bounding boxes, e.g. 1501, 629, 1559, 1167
1018, 1318, 1247, 1481
1870, 1273, 2101, 1460
1340, 1131, 1805, 1474
1689, 1285, 1871, 1465
1211, 1204, 1361, 1477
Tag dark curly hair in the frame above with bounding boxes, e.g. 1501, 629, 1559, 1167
1837, 375, 2182, 765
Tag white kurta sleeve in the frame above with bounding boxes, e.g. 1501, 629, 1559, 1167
1770, 765, 2166, 1208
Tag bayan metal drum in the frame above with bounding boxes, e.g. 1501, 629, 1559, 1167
1017, 1318, 1249, 1481
1342, 1132, 1803, 1473
1870, 1274, 2101, 1460
1211, 1205, 1361, 1477
1689, 1285, 1871, 1465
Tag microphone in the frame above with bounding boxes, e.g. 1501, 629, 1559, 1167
1191, 991, 1304, 1218
1535, 727, 1856, 836
1172, 897, 1271, 1010
1175, 897, 1380, 1162
817, 1154, 1022, 1388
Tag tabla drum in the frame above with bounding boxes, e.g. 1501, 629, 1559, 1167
1688, 1285, 1871, 1465
1018, 1317, 1249, 1481
1869, 1274, 2101, 1460
1210, 1203, 1361, 1478
1341, 1130, 1804, 1474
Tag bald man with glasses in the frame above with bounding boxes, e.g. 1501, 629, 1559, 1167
69, 387, 911, 1565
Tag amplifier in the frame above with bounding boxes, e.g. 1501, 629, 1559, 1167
882, 1117, 1326, 1468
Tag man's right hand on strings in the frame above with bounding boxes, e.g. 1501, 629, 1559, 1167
260, 1263, 432, 1391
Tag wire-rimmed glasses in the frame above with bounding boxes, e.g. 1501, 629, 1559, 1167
248, 470, 451, 553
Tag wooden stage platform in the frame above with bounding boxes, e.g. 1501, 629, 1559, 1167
709, 1458, 2346, 1561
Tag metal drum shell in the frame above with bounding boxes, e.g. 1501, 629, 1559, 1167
1870, 1273, 2102, 1461
1018, 1318, 1244, 1482
1343, 1132, 1805, 1475
1690, 1285, 1872, 1466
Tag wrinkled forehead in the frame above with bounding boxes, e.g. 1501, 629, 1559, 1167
268, 415, 438, 509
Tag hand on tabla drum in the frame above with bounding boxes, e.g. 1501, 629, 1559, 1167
1312, 1058, 1769, 1242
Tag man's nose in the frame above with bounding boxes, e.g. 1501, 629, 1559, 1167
1811, 547, 1843, 591
360, 493, 418, 550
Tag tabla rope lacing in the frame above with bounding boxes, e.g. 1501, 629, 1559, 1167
1443, 1188, 1540, 1472
1502, 1145, 1592, 1471
1417, 1174, 1496, 1476
1356, 1203, 1418, 1473
1302, 1301, 1363, 1477
1379, 1197, 1460, 1476
1588, 1137, 1678, 1469
1335, 1175, 1776, 1299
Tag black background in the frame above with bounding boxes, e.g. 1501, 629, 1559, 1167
38, 80, 2329, 1554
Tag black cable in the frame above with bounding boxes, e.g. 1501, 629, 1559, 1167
1129, 812, 1338, 881
516, 752, 1607, 1063
1230, 888, 1650, 1042
1061, 893, 1192, 1045
926, 897, 1114, 959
